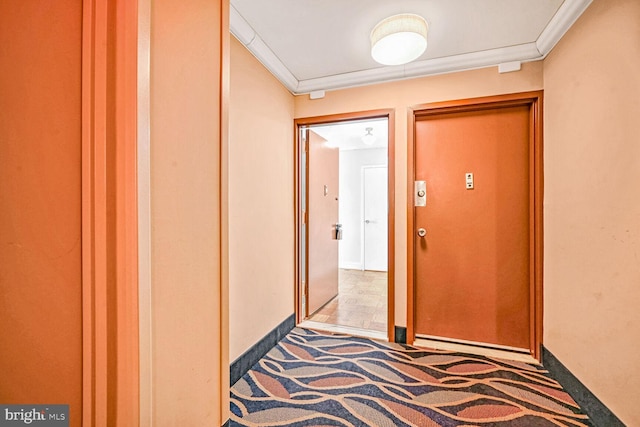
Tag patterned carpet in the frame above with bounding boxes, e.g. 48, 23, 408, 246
230, 328, 591, 426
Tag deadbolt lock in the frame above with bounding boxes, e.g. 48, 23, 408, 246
415, 181, 426, 207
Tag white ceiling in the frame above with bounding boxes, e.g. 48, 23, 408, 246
310, 118, 388, 151
230, 0, 593, 94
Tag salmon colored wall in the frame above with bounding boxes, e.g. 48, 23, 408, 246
229, 37, 295, 361
150, 0, 228, 425
0, 2, 82, 425
543, 0, 640, 424
295, 64, 544, 325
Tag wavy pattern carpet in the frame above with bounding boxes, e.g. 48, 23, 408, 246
230, 328, 591, 426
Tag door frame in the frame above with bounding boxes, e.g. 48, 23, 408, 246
407, 91, 544, 360
294, 109, 396, 342
82, 0, 139, 424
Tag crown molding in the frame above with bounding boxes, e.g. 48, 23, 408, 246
230, 0, 593, 95
296, 43, 542, 94
230, 5, 299, 91
536, 0, 594, 56
229, 4, 255, 46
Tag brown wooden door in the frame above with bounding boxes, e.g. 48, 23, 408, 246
414, 105, 531, 350
0, 1, 83, 424
307, 130, 340, 315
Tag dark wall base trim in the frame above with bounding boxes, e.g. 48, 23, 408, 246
542, 346, 624, 427
394, 326, 407, 344
230, 313, 296, 386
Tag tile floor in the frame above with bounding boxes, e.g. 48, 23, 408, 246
308, 269, 387, 332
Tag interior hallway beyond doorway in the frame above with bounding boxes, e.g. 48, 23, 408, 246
308, 269, 387, 332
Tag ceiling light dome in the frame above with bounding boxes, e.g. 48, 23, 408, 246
370, 14, 428, 66
362, 127, 375, 145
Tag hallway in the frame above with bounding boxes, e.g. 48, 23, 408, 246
309, 269, 387, 332
230, 328, 593, 426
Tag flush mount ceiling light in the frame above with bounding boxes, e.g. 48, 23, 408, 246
370, 13, 428, 66
362, 127, 376, 145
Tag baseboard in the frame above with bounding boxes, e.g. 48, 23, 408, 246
230, 313, 296, 386
339, 261, 362, 270
542, 346, 624, 427
394, 326, 407, 344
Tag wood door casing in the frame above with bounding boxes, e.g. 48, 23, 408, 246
413, 104, 533, 350
307, 130, 339, 315
295, 109, 396, 341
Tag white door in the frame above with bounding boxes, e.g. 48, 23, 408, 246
363, 166, 387, 271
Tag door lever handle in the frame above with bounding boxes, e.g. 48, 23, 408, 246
417, 228, 426, 237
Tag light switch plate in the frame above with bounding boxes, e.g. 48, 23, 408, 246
466, 173, 474, 189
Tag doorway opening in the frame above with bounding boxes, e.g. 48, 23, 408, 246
294, 110, 395, 342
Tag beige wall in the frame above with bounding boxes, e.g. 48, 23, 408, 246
295, 64, 544, 325
543, 0, 640, 424
150, 0, 227, 425
229, 37, 296, 361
